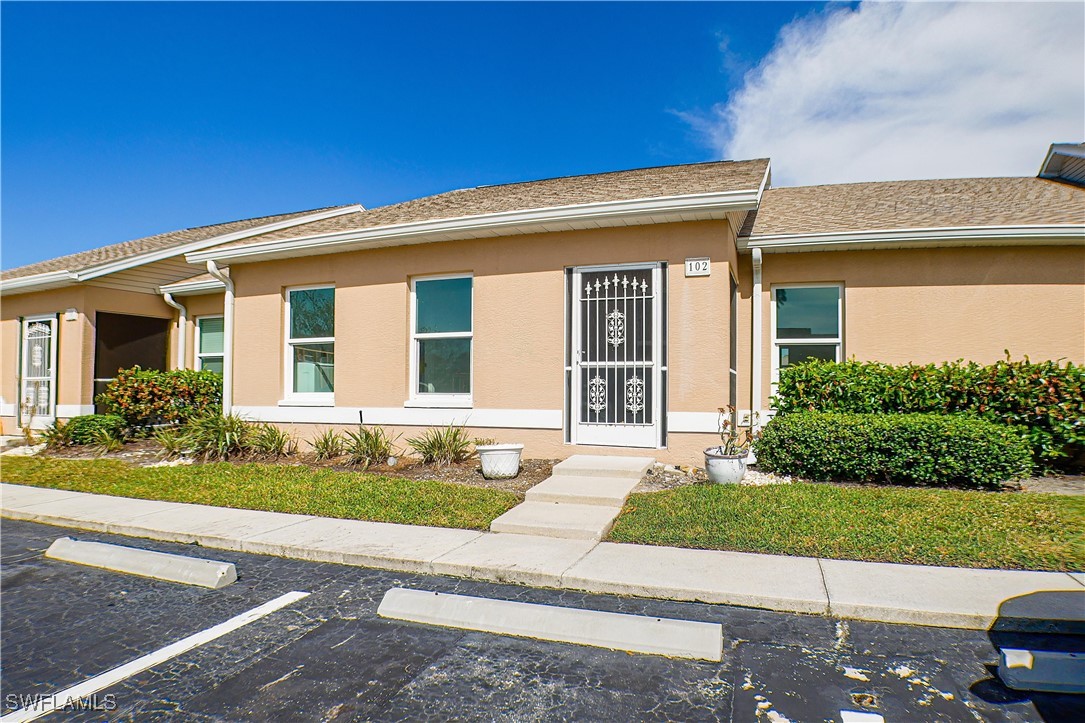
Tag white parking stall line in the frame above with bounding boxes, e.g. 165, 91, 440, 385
1, 590, 310, 722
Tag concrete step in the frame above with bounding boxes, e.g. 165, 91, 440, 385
552, 454, 655, 480
490, 501, 622, 541
525, 474, 640, 507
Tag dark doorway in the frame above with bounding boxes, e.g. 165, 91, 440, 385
94, 312, 169, 406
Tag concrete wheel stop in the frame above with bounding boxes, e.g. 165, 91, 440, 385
45, 537, 238, 589
377, 587, 723, 661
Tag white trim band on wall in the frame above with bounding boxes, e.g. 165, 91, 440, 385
56, 405, 96, 418
233, 406, 775, 434
0, 400, 16, 417
235, 405, 564, 429
667, 410, 769, 434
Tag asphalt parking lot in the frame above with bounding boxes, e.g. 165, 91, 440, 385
1, 518, 1081, 722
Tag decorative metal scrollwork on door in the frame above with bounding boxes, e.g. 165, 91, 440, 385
606, 310, 625, 347
580, 269, 654, 425
587, 375, 608, 412
625, 375, 645, 414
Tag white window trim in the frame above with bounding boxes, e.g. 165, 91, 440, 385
282, 284, 335, 405
195, 314, 224, 373
770, 282, 844, 392
408, 273, 473, 408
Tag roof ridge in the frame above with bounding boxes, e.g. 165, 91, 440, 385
363, 158, 771, 214
766, 176, 1059, 192
463, 157, 770, 192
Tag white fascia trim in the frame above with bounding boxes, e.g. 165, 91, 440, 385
1039, 142, 1085, 177
157, 278, 226, 296
0, 270, 78, 294
77, 205, 364, 281
234, 405, 562, 429
56, 404, 95, 418
187, 189, 763, 264
742, 224, 1085, 251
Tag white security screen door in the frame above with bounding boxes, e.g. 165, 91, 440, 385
571, 264, 662, 447
20, 315, 58, 427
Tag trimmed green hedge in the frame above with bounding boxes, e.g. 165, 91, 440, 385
95, 366, 221, 427
774, 357, 1084, 472
65, 414, 127, 446
755, 412, 1032, 488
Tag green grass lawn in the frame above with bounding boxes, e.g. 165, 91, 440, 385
608, 482, 1085, 571
1, 456, 518, 531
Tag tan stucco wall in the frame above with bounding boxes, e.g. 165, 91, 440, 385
229, 221, 737, 463
746, 245, 1085, 408
231, 221, 737, 411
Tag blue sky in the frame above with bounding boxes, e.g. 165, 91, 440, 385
3, 1, 1082, 271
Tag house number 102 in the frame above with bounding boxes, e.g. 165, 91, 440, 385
685, 257, 710, 277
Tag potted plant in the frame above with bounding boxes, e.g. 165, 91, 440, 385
475, 438, 524, 479
704, 406, 758, 484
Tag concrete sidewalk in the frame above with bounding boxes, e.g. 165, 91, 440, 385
2, 482, 1081, 631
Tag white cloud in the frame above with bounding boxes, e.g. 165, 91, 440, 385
688, 1, 1085, 186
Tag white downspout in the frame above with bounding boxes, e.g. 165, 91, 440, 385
205, 261, 234, 414
161, 292, 187, 370
751, 248, 763, 426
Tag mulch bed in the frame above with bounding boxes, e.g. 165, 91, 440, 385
38, 443, 555, 496
347, 457, 558, 495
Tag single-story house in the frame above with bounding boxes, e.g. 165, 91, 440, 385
3, 144, 1083, 464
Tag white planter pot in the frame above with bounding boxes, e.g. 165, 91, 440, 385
704, 447, 748, 484
477, 444, 524, 479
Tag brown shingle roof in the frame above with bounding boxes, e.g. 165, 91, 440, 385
743, 177, 1085, 237
2, 206, 353, 280
208, 159, 770, 249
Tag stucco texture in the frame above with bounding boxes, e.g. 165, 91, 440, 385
748, 245, 1085, 408
229, 221, 737, 463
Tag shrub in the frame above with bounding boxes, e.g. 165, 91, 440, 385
95, 366, 222, 427
408, 424, 474, 466
41, 419, 72, 449
309, 429, 345, 461
774, 356, 1084, 472
154, 426, 190, 458
344, 426, 399, 468
90, 426, 126, 456
250, 424, 296, 458
755, 412, 1032, 488
65, 414, 127, 446
184, 413, 252, 461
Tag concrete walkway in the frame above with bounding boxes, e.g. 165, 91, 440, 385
490, 455, 653, 540
1, 482, 1081, 631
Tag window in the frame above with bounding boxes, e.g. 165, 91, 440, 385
772, 285, 842, 386
284, 286, 335, 401
410, 275, 472, 405
195, 316, 224, 374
